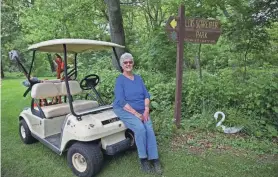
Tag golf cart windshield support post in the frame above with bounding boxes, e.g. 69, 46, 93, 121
67, 53, 77, 80
63, 44, 81, 121
112, 47, 123, 73
28, 50, 36, 82
74, 53, 77, 79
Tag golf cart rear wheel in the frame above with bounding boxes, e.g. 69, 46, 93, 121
67, 142, 103, 177
19, 119, 37, 144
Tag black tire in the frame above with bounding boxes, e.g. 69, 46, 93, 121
19, 119, 37, 144
125, 130, 137, 150
67, 142, 103, 177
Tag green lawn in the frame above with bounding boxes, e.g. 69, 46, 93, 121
1, 76, 278, 177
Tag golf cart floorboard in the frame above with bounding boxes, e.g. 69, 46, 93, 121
45, 133, 61, 149
32, 133, 62, 154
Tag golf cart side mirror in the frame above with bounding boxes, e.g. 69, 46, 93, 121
8, 50, 20, 61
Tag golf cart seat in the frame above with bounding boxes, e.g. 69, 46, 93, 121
31, 81, 99, 118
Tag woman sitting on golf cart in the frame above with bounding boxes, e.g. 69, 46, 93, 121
113, 53, 162, 174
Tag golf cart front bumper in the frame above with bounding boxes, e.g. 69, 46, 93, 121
105, 138, 131, 155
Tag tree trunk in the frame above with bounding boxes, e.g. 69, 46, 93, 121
1, 60, 4, 79
244, 49, 248, 79
244, 42, 250, 79
105, 0, 126, 72
196, 44, 202, 79
47, 54, 56, 72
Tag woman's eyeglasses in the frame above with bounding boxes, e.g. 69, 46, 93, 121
123, 61, 133, 65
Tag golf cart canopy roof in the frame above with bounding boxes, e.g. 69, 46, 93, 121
28, 39, 125, 53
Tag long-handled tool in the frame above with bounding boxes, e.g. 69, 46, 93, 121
8, 50, 41, 97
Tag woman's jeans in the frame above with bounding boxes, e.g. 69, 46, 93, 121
113, 108, 159, 160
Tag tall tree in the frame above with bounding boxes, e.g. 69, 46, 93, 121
1, 0, 25, 75
223, 0, 275, 77
1, 60, 4, 79
105, 0, 126, 72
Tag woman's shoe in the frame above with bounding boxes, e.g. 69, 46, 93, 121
152, 159, 162, 175
140, 158, 153, 173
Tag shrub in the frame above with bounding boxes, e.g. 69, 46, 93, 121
79, 57, 278, 138
181, 68, 278, 138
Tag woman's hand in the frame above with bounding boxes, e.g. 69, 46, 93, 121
135, 112, 144, 121
124, 104, 144, 121
143, 108, 150, 122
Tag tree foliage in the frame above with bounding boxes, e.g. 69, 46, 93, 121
1, 0, 278, 138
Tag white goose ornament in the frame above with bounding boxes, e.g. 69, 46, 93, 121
214, 111, 243, 134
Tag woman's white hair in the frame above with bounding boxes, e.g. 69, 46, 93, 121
120, 52, 134, 67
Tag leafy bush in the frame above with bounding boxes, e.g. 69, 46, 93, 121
79, 57, 278, 139
134, 29, 177, 75
77, 56, 119, 104
151, 107, 176, 142
181, 68, 278, 138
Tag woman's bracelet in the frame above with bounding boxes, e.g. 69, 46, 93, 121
135, 112, 141, 117
132, 110, 138, 115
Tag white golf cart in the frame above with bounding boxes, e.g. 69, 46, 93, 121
15, 39, 135, 177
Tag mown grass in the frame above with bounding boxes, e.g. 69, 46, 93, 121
1, 75, 278, 177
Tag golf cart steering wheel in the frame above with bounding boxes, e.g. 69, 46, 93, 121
80, 74, 100, 90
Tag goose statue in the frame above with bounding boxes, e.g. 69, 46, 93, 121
214, 111, 243, 134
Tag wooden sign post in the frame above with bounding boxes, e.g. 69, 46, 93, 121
165, 5, 221, 128
174, 5, 185, 128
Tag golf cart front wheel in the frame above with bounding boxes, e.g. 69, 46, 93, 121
67, 142, 103, 177
125, 129, 136, 149
19, 119, 37, 144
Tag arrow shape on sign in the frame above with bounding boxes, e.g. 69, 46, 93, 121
170, 19, 177, 29
171, 31, 177, 41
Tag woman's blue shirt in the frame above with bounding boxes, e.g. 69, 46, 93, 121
113, 74, 150, 113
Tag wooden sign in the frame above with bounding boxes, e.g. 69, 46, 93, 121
184, 18, 221, 44
165, 16, 178, 41
165, 17, 221, 44
165, 6, 222, 128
